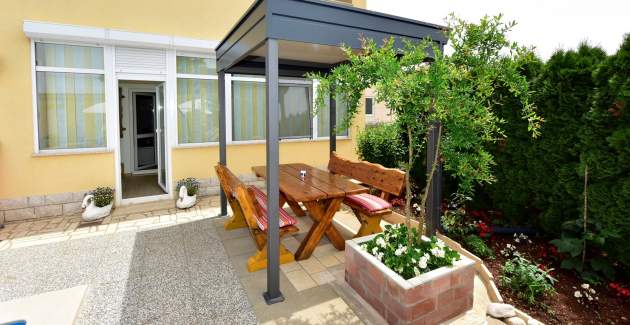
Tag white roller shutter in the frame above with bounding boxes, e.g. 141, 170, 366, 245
115, 47, 167, 74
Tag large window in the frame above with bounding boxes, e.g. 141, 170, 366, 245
232, 78, 313, 141
317, 94, 349, 137
34, 43, 106, 150
176, 56, 219, 144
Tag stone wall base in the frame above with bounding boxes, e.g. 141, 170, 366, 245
0, 174, 263, 224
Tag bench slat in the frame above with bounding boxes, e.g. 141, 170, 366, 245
328, 152, 405, 196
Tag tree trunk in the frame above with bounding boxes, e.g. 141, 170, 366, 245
405, 125, 414, 247
420, 124, 442, 235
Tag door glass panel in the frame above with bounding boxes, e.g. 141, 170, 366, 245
156, 84, 166, 190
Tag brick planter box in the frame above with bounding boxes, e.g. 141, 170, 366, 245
345, 235, 476, 325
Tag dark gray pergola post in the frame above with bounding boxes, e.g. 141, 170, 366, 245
425, 121, 442, 235
218, 71, 228, 217
263, 38, 284, 304
329, 85, 336, 154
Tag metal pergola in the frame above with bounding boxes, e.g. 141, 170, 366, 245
215, 0, 446, 304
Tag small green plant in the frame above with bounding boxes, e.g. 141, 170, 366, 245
500, 256, 556, 305
463, 234, 494, 259
91, 187, 114, 208
176, 177, 200, 196
356, 122, 405, 168
360, 224, 461, 280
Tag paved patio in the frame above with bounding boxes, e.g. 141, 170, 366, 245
0, 196, 491, 324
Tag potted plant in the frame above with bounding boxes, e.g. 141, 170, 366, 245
346, 224, 475, 324
81, 187, 114, 222
176, 177, 200, 209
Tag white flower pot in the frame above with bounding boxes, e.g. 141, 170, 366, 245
345, 234, 476, 324
81, 194, 113, 222
176, 185, 197, 209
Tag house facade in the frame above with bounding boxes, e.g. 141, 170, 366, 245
0, 0, 367, 223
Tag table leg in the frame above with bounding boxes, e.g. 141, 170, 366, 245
280, 192, 306, 217
295, 198, 343, 260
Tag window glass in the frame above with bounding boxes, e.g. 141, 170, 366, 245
177, 56, 216, 75
36, 71, 106, 149
177, 78, 219, 143
279, 85, 311, 138
317, 94, 349, 137
365, 97, 373, 115
232, 80, 313, 141
34, 43, 106, 150
232, 80, 266, 141
35, 43, 104, 69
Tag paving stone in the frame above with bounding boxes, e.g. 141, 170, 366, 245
285, 269, 318, 292
299, 257, 327, 275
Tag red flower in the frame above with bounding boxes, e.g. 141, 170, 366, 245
609, 282, 630, 298
476, 221, 493, 238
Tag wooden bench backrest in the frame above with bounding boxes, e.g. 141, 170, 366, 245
215, 164, 259, 230
328, 151, 405, 196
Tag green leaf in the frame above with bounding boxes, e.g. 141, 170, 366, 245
551, 238, 583, 257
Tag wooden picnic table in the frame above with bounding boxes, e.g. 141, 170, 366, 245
252, 163, 368, 260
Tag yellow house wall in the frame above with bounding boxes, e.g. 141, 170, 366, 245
0, 0, 366, 200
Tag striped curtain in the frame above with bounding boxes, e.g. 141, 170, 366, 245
177, 78, 219, 143
35, 43, 106, 150
317, 94, 349, 137
176, 56, 215, 75
232, 80, 266, 141
279, 85, 311, 138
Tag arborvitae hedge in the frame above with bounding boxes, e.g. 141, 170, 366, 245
479, 36, 630, 270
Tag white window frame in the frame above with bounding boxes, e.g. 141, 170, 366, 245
30, 39, 111, 154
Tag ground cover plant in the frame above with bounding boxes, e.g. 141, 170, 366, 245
360, 224, 460, 280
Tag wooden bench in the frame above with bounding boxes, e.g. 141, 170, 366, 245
328, 152, 405, 237
215, 164, 299, 272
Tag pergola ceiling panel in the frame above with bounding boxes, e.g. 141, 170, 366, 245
215, 0, 446, 75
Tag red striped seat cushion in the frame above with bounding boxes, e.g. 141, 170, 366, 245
249, 186, 298, 232
344, 193, 392, 212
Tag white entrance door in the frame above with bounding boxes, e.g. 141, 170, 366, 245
156, 83, 167, 192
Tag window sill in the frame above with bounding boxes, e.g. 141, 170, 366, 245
32, 148, 113, 157
172, 136, 352, 149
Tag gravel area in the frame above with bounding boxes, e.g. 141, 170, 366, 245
0, 218, 257, 325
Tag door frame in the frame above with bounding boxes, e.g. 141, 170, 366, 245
130, 90, 158, 174
113, 72, 173, 206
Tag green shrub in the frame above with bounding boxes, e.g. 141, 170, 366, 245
356, 123, 405, 168
91, 187, 114, 208
463, 234, 494, 259
176, 177, 200, 196
500, 256, 556, 305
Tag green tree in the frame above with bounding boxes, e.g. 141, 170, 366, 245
310, 14, 541, 237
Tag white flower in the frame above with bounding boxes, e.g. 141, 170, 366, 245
376, 252, 384, 261
395, 245, 407, 256
376, 237, 387, 248
421, 235, 431, 242
589, 288, 596, 294
514, 238, 520, 243
372, 247, 379, 255
581, 283, 590, 290
431, 247, 445, 258
574, 291, 583, 298
436, 239, 446, 249
413, 267, 421, 276
418, 254, 429, 269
